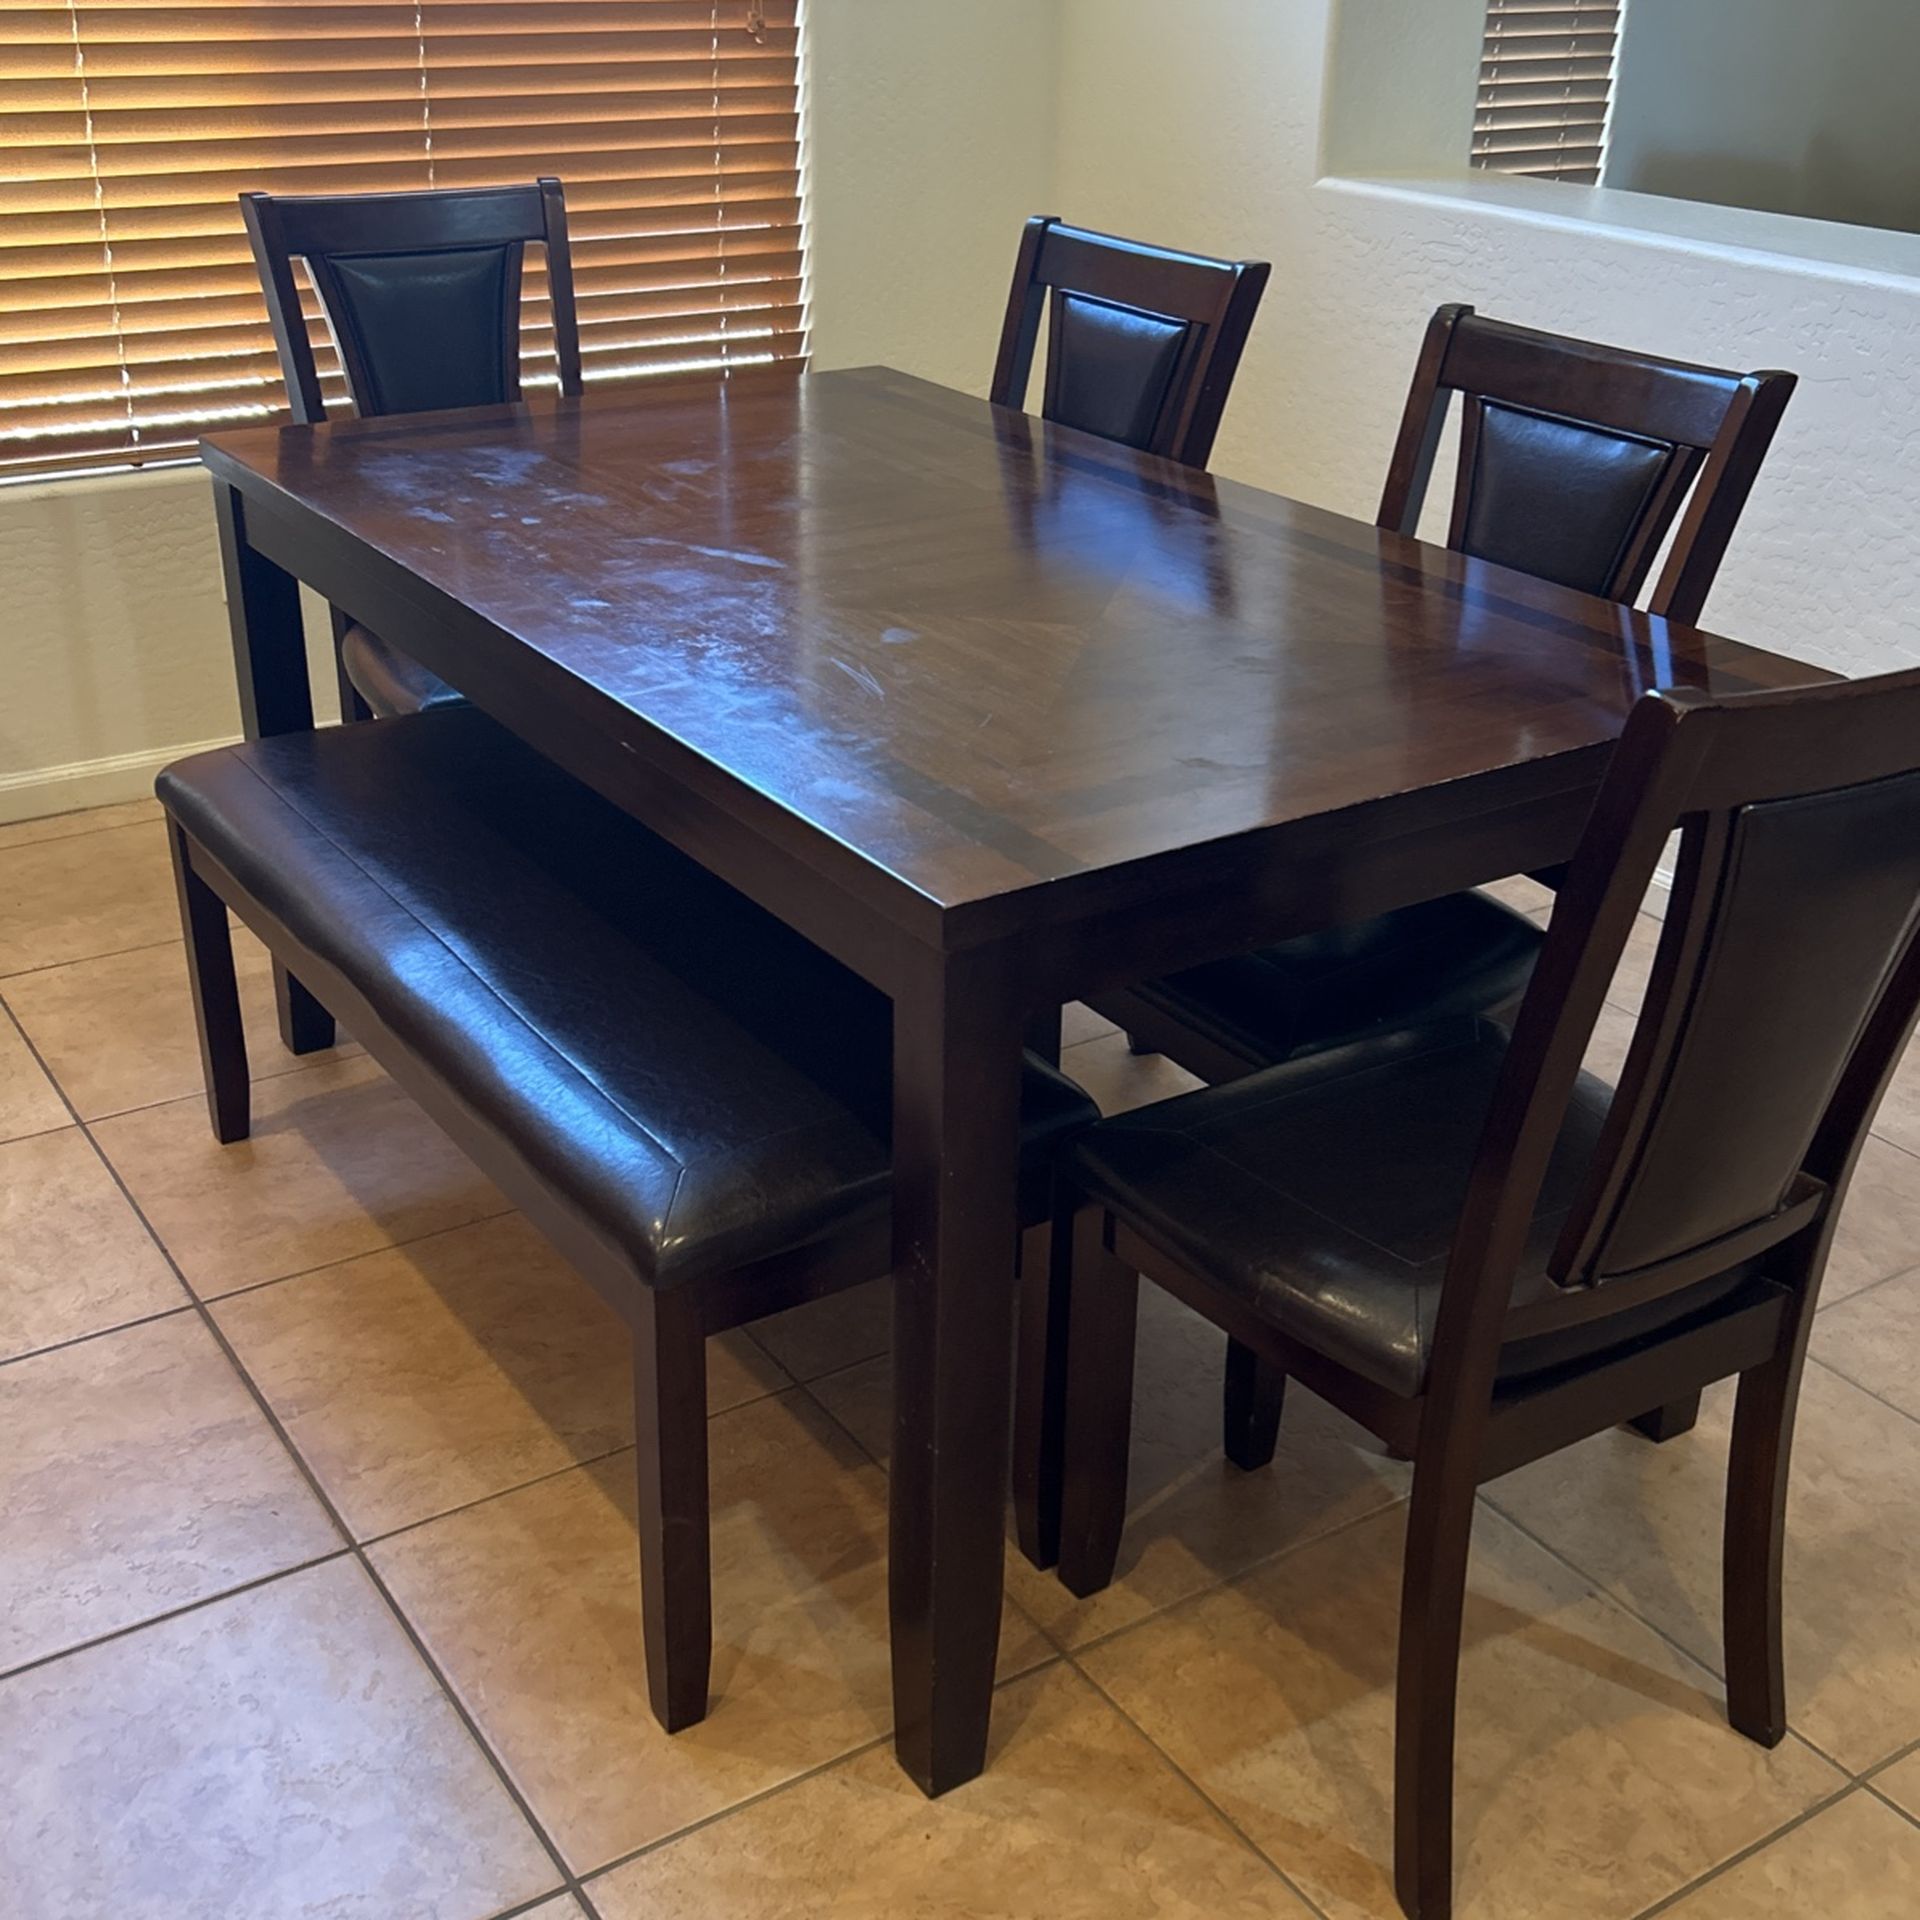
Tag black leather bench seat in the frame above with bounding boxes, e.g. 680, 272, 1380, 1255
157, 707, 1094, 1299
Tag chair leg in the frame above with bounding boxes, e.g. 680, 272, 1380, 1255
1223, 1337, 1285, 1471
273, 966, 337, 1056
1125, 1033, 1158, 1057
167, 823, 250, 1144
1012, 1220, 1066, 1569
1393, 1438, 1481, 1920
331, 605, 375, 724
1724, 1349, 1803, 1748
1628, 1392, 1701, 1443
632, 1288, 711, 1733
1057, 1209, 1140, 1599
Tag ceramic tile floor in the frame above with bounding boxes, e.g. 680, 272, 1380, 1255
3, 808, 1919, 1918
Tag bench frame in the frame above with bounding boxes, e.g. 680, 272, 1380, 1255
165, 814, 1059, 1734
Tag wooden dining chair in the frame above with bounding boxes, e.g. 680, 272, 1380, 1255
1054, 664, 1920, 1919
1096, 304, 1796, 1082
990, 216, 1270, 468
241, 178, 584, 719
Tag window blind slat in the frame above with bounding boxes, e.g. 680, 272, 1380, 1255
1471, 0, 1619, 185
0, 0, 805, 481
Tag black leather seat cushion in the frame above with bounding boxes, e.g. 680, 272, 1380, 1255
1068, 1018, 1747, 1397
339, 623, 465, 718
325, 245, 514, 418
1049, 293, 1191, 450
157, 707, 1094, 1295
1128, 893, 1543, 1073
1462, 401, 1673, 598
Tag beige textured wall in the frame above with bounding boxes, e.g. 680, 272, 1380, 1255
1050, 0, 1920, 682
805, 0, 1060, 393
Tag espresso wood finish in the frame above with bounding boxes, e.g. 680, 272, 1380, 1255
244, 176, 583, 724
1381, 304, 1796, 629
242, 177, 583, 428
199, 365, 1820, 1796
991, 216, 1269, 468
1093, 309, 1800, 1453
1057, 667, 1920, 1919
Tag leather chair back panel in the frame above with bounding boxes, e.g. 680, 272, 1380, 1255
1377, 304, 1797, 626
1458, 400, 1680, 598
1586, 768, 1920, 1278
990, 217, 1269, 469
1046, 293, 1193, 452
316, 245, 517, 416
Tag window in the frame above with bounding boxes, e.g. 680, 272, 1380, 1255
1471, 1, 1621, 185
0, 1, 804, 481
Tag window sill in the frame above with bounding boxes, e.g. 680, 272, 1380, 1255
1317, 170, 1920, 291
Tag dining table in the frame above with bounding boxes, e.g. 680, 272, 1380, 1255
198, 362, 1822, 1798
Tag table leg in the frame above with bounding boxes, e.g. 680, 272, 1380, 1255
212, 482, 335, 1055
890, 945, 1023, 1795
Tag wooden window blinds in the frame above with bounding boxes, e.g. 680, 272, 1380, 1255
1471, 1, 1621, 185
0, 1, 804, 480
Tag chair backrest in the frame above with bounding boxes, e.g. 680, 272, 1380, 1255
989, 216, 1271, 469
1449, 668, 1920, 1375
241, 179, 584, 425
1377, 305, 1796, 627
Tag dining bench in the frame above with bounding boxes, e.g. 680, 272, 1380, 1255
155, 704, 1096, 1732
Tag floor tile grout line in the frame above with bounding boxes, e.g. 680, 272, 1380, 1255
793, 1355, 1416, 1670
348, 1544, 589, 1905
487, 1891, 577, 1920
0, 803, 160, 849
0, 1547, 353, 1687
1862, 1777, 1920, 1835
1801, 1349, 1920, 1435
0, 1299, 200, 1374
575, 1644, 1077, 1894
1861, 1127, 1920, 1171
347, 1359, 810, 1556
774, 1340, 890, 1393
42, 1044, 369, 1130
4, 1007, 594, 1908
1627, 1778, 1860, 1920
1815, 1257, 1920, 1317
577, 1733, 896, 1887
1479, 1489, 1743, 1685
1863, 1730, 1920, 1783
1062, 1649, 1335, 1920
1057, 1493, 1411, 1666
0, 932, 202, 988
1481, 1489, 1863, 1782
174, 1201, 524, 1311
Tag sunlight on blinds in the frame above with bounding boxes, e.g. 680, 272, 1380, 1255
0, 1, 804, 479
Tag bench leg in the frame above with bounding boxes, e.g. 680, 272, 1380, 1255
274, 968, 337, 1057
1223, 1338, 1285, 1471
167, 823, 250, 1144
633, 1288, 711, 1733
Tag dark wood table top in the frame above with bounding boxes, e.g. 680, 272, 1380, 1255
203, 365, 1822, 950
